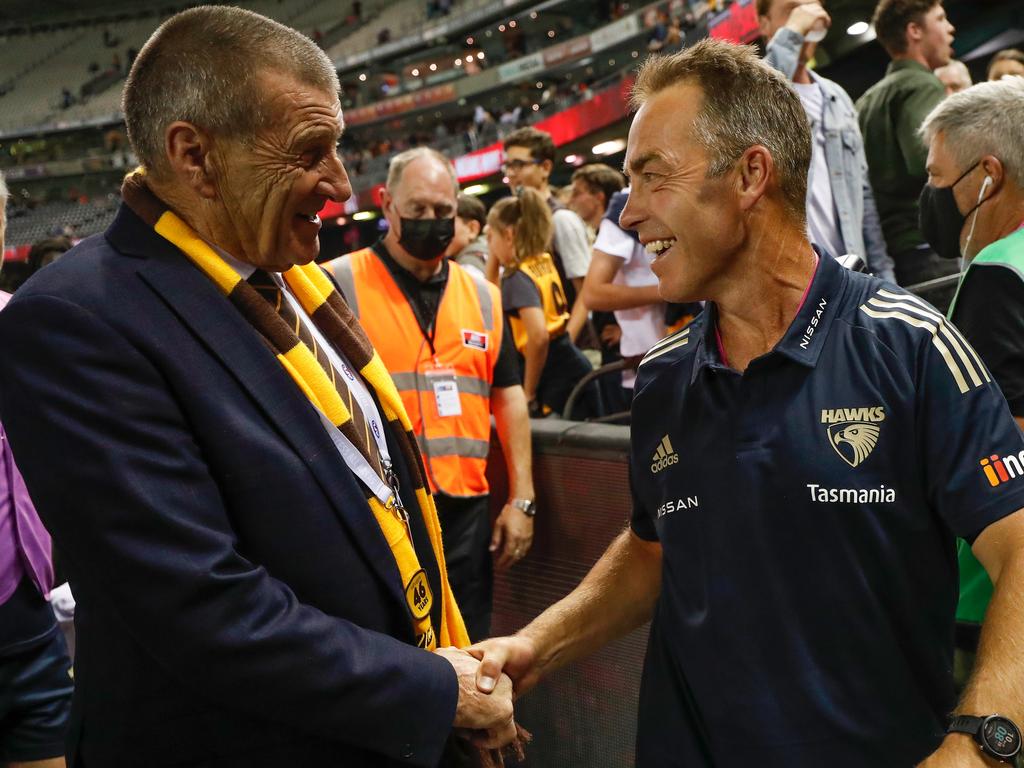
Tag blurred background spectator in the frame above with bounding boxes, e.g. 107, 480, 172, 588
988, 48, 1024, 81
935, 58, 972, 94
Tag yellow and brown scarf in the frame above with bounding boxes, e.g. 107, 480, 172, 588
121, 169, 468, 652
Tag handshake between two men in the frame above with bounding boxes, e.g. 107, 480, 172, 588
437, 529, 664, 756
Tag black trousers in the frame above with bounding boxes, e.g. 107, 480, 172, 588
434, 493, 493, 643
538, 333, 600, 420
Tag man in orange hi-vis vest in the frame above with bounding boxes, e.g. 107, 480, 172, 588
325, 148, 534, 641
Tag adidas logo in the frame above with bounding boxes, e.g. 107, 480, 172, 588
650, 435, 679, 474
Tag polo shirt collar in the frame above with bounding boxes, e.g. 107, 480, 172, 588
691, 250, 847, 382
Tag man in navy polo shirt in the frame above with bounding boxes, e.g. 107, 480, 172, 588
469, 39, 1024, 768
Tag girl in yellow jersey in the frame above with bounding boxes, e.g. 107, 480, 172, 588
487, 189, 598, 418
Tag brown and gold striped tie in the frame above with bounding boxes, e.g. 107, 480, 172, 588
248, 269, 384, 479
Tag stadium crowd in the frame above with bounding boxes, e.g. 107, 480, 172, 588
2, 0, 1024, 766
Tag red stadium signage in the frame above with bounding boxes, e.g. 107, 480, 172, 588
709, 0, 760, 44
532, 75, 634, 148
454, 145, 505, 182
343, 74, 637, 210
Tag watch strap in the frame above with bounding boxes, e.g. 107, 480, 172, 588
947, 714, 985, 736
948, 714, 1022, 763
511, 498, 536, 517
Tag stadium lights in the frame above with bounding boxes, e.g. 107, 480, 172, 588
478, 51, 485, 59
592, 139, 627, 156
455, 58, 463, 66
499, 24, 506, 32
463, 184, 490, 196
429, 63, 438, 71
353, 211, 378, 221
847, 21, 869, 35
466, 53, 474, 61
530, 11, 537, 19
509, 20, 517, 28
466, 36, 474, 44
547, 30, 555, 38
358, 73, 367, 81
411, 68, 420, 76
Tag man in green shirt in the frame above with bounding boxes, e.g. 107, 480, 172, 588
857, 0, 955, 289
919, 75, 1024, 690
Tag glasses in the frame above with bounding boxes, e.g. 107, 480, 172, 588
501, 158, 541, 173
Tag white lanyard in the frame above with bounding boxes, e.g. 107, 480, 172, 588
273, 275, 403, 510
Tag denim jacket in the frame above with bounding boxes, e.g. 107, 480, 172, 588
765, 28, 894, 282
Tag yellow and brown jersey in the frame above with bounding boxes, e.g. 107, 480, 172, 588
501, 252, 570, 354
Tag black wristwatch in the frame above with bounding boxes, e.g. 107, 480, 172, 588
511, 499, 536, 517
947, 714, 1021, 763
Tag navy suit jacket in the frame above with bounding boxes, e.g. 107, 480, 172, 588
0, 206, 458, 767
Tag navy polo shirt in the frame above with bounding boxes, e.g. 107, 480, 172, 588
629, 253, 1024, 768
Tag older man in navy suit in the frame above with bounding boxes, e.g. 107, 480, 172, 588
0, 7, 514, 767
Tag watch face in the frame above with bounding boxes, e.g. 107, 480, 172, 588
982, 717, 1021, 759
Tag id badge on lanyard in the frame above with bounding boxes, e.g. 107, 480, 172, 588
424, 364, 462, 418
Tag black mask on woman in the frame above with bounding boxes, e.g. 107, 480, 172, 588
918, 162, 990, 260
398, 217, 455, 261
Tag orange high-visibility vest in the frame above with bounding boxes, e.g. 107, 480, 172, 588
326, 247, 503, 497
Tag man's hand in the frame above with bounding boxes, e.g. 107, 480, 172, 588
916, 734, 998, 767
490, 502, 534, 570
784, 1, 830, 37
467, 634, 542, 698
435, 647, 516, 749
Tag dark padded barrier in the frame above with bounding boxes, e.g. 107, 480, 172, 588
485, 419, 645, 767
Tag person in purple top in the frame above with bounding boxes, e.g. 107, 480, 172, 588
0, 171, 73, 768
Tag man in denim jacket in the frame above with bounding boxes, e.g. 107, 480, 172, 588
759, 0, 895, 282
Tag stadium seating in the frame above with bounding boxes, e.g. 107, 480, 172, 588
0, 0, 357, 134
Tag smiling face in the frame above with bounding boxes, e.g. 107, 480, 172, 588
503, 145, 549, 192
211, 69, 350, 270
619, 83, 745, 303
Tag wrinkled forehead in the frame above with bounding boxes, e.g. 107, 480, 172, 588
624, 86, 702, 173
255, 69, 343, 131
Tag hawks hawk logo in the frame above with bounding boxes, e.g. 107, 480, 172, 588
821, 407, 885, 468
829, 423, 880, 468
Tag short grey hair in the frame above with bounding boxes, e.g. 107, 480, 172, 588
919, 76, 1024, 187
123, 6, 340, 177
386, 147, 459, 194
630, 39, 811, 222
934, 59, 971, 91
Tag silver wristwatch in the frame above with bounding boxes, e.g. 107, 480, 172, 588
511, 498, 536, 517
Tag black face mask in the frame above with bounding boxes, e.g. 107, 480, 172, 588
918, 161, 987, 260
397, 217, 455, 261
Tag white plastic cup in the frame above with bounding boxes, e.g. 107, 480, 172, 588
805, 19, 828, 42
